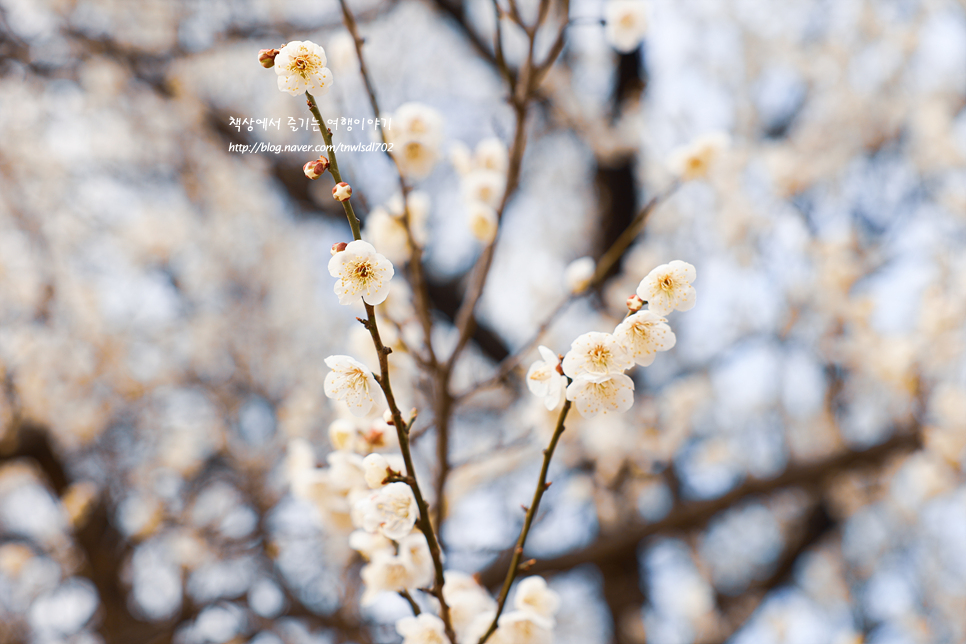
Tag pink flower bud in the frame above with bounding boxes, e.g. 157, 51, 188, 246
303, 156, 330, 180
627, 294, 644, 312
258, 48, 279, 68
332, 182, 352, 202
330, 242, 348, 255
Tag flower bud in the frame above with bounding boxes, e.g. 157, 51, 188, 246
333, 182, 352, 202
627, 294, 644, 312
330, 242, 348, 255
258, 48, 279, 68
303, 156, 330, 180
328, 418, 355, 450
363, 453, 391, 489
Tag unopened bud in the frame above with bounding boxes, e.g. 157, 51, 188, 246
363, 453, 391, 489
382, 409, 394, 425
333, 182, 352, 202
258, 48, 279, 68
303, 156, 330, 180
627, 294, 644, 312
330, 242, 348, 255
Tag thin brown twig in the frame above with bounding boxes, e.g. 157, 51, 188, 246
477, 396, 573, 644
399, 589, 422, 616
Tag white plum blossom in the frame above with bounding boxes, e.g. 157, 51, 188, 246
360, 549, 420, 605
450, 141, 473, 175
666, 133, 729, 181
566, 373, 636, 419
364, 192, 430, 264
614, 310, 676, 366
474, 137, 509, 175
328, 418, 357, 451
363, 453, 392, 488
526, 346, 566, 410
358, 532, 433, 604
498, 610, 553, 644
467, 201, 498, 244
513, 576, 560, 624
636, 260, 697, 316
285, 438, 323, 500
561, 332, 633, 382
604, 0, 649, 53
564, 257, 596, 294
356, 481, 419, 540
328, 239, 394, 306
324, 355, 382, 417
348, 529, 394, 559
397, 532, 434, 589
462, 169, 506, 210
386, 103, 445, 180
451, 137, 509, 176
397, 614, 450, 644
275, 40, 333, 96
443, 572, 498, 639
325, 450, 368, 494
465, 610, 551, 644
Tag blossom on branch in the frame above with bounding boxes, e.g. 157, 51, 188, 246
467, 201, 499, 244
363, 453, 392, 488
328, 240, 394, 306
443, 572, 498, 640
513, 576, 561, 625
636, 260, 696, 316
360, 549, 420, 605
397, 614, 451, 644
526, 346, 566, 410
614, 310, 676, 366
386, 102, 445, 180
565, 373, 636, 418
323, 355, 382, 417
274, 40, 333, 96
561, 332, 633, 382
356, 481, 419, 540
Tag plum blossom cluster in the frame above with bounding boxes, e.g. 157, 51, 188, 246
363, 191, 431, 265
463, 576, 561, 644
451, 138, 509, 245
271, 40, 580, 644
288, 412, 563, 642
284, 433, 433, 606
385, 103, 446, 180
529, 261, 696, 418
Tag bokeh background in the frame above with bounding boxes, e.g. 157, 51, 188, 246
1, 0, 965, 643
